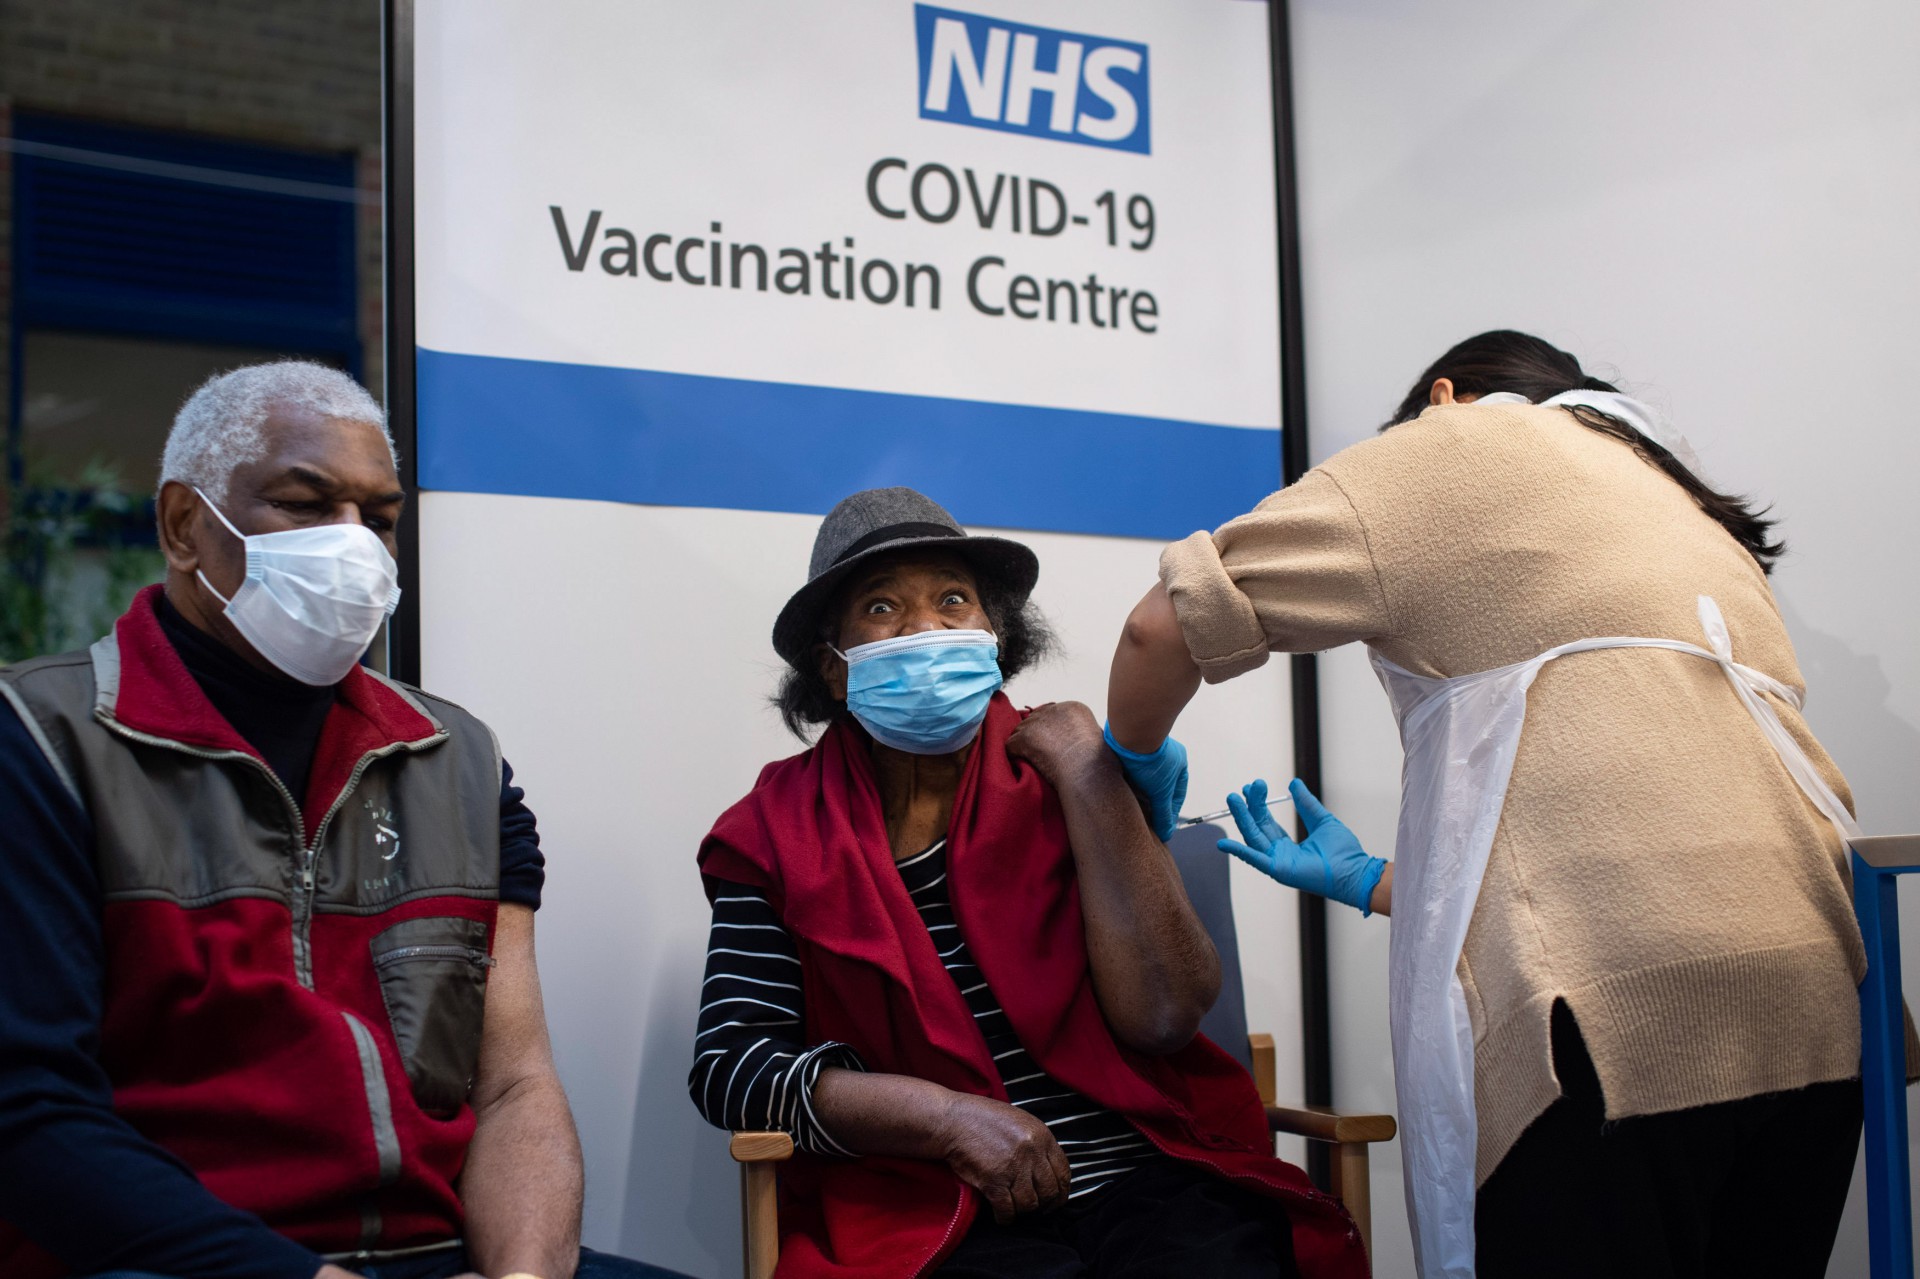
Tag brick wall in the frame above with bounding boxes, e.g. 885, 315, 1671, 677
0, 0, 385, 398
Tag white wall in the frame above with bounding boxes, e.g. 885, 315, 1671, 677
419, 495, 1302, 1276
1289, 1, 1920, 1273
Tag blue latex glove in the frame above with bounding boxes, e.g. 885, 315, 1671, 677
1103, 723, 1189, 842
1219, 778, 1387, 916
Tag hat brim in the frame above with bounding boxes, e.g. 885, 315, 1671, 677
772, 532, 1040, 665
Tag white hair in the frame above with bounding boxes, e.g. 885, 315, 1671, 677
158, 360, 396, 503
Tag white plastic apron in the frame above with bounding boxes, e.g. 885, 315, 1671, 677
1370, 594, 1862, 1279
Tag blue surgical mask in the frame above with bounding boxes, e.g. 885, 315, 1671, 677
833, 629, 1002, 755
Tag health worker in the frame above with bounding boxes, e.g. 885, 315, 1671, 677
1103, 330, 1879, 1279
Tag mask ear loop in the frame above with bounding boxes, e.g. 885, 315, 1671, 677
190, 486, 245, 608
196, 570, 234, 608
192, 487, 248, 540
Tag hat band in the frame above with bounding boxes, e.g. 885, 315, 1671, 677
831, 521, 962, 567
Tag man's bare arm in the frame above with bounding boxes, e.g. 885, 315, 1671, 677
459, 904, 583, 1279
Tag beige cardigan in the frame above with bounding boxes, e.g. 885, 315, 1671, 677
1161, 401, 1868, 1183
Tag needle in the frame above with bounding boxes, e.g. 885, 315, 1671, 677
1177, 796, 1292, 827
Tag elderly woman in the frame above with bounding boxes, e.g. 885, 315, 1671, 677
689, 488, 1363, 1279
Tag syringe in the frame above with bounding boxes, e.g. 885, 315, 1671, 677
1176, 794, 1292, 828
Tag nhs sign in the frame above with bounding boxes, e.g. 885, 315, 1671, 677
914, 5, 1151, 155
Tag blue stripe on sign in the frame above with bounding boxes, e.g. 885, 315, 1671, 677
416, 348, 1281, 540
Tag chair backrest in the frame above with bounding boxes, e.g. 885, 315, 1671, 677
1167, 822, 1253, 1074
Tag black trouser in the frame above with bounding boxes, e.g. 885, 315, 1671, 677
936, 1158, 1299, 1278
1477, 1001, 1863, 1279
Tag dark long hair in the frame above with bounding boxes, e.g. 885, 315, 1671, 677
772, 563, 1058, 740
1385, 330, 1784, 572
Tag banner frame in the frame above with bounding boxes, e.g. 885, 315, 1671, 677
382, 0, 421, 686
380, 0, 1335, 1187
1264, 0, 1335, 1184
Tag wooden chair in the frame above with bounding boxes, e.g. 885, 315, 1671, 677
731, 1129, 795, 1279
1249, 1031, 1397, 1256
729, 822, 1397, 1279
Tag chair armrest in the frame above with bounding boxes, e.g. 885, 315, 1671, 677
731, 1131, 796, 1162
1248, 1032, 1278, 1106
1853, 835, 1920, 870
1266, 1103, 1396, 1145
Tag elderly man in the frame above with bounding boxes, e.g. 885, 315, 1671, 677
0, 363, 676, 1279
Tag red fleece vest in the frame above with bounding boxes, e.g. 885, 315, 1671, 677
700, 696, 1366, 1279
0, 589, 502, 1274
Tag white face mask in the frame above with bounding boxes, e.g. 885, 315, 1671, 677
193, 487, 402, 686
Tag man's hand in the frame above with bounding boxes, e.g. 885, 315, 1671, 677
1005, 701, 1109, 787
937, 1093, 1072, 1224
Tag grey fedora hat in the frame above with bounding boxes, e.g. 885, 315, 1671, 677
772, 487, 1040, 665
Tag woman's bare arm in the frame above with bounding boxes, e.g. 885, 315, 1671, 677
810, 1069, 1071, 1222
1007, 702, 1220, 1055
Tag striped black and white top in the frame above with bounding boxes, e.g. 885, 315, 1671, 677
690, 839, 1161, 1198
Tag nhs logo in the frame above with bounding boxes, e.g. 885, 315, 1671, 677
914, 5, 1151, 155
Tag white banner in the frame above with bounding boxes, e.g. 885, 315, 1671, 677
414, 0, 1283, 536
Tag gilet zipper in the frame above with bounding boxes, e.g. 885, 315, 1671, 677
97, 703, 451, 1255
373, 944, 496, 969
95, 711, 445, 990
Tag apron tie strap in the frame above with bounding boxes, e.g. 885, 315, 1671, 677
1697, 595, 1804, 710
1696, 594, 1856, 841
